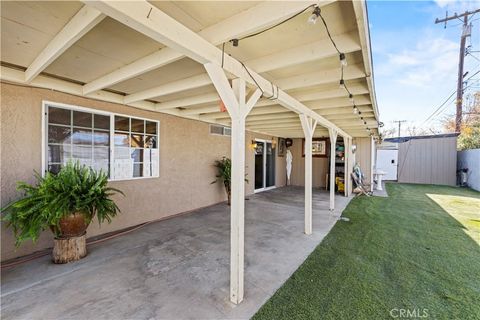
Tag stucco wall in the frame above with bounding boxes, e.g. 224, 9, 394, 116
288, 138, 329, 188
0, 83, 285, 261
458, 148, 480, 191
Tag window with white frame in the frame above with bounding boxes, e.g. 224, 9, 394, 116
45, 103, 159, 180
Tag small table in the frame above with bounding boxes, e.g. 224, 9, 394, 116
373, 170, 386, 191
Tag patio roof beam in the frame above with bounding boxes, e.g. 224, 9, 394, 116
276, 64, 365, 91
25, 5, 105, 82
160, 82, 368, 111
83, 1, 324, 95
201, 95, 372, 121
83, 0, 351, 139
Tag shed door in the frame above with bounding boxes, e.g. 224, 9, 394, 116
376, 150, 398, 180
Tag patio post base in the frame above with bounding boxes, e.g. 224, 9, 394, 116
52, 233, 87, 264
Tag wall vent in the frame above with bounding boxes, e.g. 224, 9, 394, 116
210, 124, 231, 136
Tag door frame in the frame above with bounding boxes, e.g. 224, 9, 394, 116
254, 138, 276, 193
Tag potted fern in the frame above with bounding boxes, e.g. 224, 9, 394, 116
1, 162, 123, 263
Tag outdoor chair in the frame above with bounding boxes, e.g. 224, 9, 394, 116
351, 164, 373, 196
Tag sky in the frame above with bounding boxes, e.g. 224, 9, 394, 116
367, 0, 480, 136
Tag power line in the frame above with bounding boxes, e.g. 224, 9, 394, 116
422, 68, 480, 124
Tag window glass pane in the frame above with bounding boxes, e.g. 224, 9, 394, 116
133, 163, 143, 178
72, 128, 93, 145
48, 164, 62, 174
146, 121, 157, 134
48, 144, 71, 163
73, 111, 92, 128
93, 130, 109, 146
130, 134, 144, 148
131, 149, 144, 162
48, 125, 72, 144
93, 146, 109, 161
115, 116, 129, 131
48, 107, 71, 125
94, 114, 110, 130
92, 161, 109, 175
145, 135, 157, 148
114, 132, 129, 146
72, 145, 92, 163
131, 118, 144, 133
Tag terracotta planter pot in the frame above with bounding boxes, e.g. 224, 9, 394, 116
51, 211, 90, 239
50, 212, 90, 264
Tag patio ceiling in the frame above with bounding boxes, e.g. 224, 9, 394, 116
0, 0, 379, 138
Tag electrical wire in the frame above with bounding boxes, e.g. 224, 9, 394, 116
234, 4, 315, 42
422, 68, 480, 125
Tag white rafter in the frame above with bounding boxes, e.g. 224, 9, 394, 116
25, 6, 105, 82
83, 1, 327, 95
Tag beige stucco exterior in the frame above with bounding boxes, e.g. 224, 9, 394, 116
288, 138, 329, 188
0, 83, 287, 261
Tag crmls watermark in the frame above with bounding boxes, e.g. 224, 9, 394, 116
389, 308, 429, 318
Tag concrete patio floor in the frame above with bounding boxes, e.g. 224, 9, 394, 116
1, 187, 352, 320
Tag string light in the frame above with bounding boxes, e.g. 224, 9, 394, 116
339, 53, 347, 67
316, 6, 374, 137
307, 6, 321, 24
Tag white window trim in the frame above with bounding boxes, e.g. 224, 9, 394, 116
41, 100, 160, 181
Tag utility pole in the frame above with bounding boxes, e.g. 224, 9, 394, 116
393, 120, 407, 138
435, 9, 480, 133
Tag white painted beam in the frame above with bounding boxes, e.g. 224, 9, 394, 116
300, 114, 317, 235
202, 96, 372, 121
246, 31, 360, 73
276, 64, 365, 91
124, 74, 212, 104
328, 128, 338, 211
204, 63, 261, 305
83, 1, 323, 95
255, 83, 369, 108
84, 0, 351, 139
156, 78, 368, 112
25, 6, 105, 82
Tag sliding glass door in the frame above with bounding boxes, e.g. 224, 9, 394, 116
254, 140, 276, 192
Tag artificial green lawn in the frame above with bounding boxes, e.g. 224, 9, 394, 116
253, 183, 480, 320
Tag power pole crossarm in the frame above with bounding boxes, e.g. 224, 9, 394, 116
435, 9, 480, 24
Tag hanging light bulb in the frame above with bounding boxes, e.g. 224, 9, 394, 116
353, 105, 359, 114
307, 7, 321, 24
339, 79, 345, 90
339, 53, 347, 67
349, 93, 354, 103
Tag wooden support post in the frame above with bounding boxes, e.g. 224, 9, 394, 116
300, 114, 317, 235
344, 137, 350, 197
204, 62, 261, 304
329, 128, 338, 211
